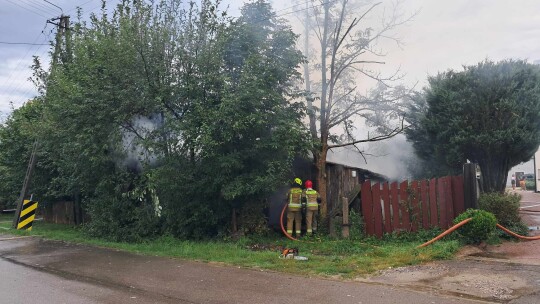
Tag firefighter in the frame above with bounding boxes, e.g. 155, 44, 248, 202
286, 178, 303, 236
303, 180, 321, 236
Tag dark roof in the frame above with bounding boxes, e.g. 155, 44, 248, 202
326, 160, 388, 181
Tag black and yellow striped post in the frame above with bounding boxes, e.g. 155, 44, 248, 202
17, 200, 38, 230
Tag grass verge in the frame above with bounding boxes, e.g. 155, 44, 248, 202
0, 215, 460, 279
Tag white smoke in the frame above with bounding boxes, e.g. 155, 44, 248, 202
120, 114, 162, 172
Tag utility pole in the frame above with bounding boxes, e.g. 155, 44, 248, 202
12, 15, 70, 228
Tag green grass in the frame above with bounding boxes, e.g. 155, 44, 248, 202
0, 215, 460, 279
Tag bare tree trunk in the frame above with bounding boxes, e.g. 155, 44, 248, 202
303, 1, 317, 139
317, 143, 329, 217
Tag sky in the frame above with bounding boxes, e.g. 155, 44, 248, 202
1, 0, 539, 178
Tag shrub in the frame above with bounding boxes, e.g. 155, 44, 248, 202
526, 180, 535, 191
453, 209, 497, 244
478, 192, 528, 237
84, 173, 164, 242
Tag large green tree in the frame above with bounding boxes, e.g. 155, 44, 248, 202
403, 92, 462, 179
406, 59, 540, 192
0, 0, 307, 240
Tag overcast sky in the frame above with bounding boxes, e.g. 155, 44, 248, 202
1, 0, 539, 176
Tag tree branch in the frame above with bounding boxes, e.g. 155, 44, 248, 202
328, 118, 406, 149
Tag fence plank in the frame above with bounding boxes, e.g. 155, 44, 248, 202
444, 177, 455, 226
382, 182, 392, 233
361, 181, 374, 236
372, 183, 383, 237
452, 175, 465, 216
410, 180, 419, 232
438, 177, 448, 228
429, 178, 438, 227
399, 181, 410, 231
390, 182, 400, 231
420, 180, 430, 229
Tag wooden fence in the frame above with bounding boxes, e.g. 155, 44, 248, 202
360, 176, 465, 237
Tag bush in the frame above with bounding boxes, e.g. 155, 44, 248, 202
453, 209, 497, 244
526, 180, 535, 191
84, 173, 164, 242
478, 192, 528, 237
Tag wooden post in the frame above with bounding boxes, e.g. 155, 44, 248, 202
342, 196, 349, 238
463, 163, 478, 210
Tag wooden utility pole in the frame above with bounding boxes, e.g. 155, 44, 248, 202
12, 15, 70, 228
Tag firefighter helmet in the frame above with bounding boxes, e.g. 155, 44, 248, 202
305, 180, 313, 189
294, 178, 302, 186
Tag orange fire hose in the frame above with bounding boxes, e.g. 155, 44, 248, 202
417, 218, 472, 248
418, 217, 540, 248
280, 203, 299, 241
496, 224, 540, 240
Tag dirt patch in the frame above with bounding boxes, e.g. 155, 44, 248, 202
370, 263, 450, 284
366, 259, 540, 302
438, 273, 527, 301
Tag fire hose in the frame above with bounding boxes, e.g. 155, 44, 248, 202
280, 202, 299, 241
417, 218, 540, 248
281, 202, 540, 245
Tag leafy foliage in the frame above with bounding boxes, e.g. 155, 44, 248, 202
403, 92, 461, 179
454, 209, 497, 244
0, 0, 308, 240
0, 100, 61, 207
405, 60, 540, 191
478, 192, 528, 237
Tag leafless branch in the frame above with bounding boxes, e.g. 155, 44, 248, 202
328, 118, 406, 149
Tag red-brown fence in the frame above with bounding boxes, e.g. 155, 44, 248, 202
361, 175, 465, 237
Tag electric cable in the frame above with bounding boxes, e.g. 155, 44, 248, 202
5, 0, 50, 18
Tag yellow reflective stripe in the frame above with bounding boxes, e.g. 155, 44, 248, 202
288, 203, 301, 207
307, 203, 318, 207
20, 203, 37, 217
17, 216, 35, 229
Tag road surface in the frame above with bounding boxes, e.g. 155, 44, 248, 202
0, 236, 483, 304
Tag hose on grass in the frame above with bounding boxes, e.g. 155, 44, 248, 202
417, 217, 540, 248
417, 218, 472, 248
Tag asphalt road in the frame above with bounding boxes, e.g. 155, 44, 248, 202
0, 257, 186, 304
0, 236, 484, 304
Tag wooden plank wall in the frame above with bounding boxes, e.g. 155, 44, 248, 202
326, 165, 361, 215
360, 175, 465, 237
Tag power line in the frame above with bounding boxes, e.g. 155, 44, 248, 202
2, 24, 50, 103
5, 0, 50, 18
66, 0, 96, 13
20, 0, 58, 16
0, 41, 49, 46
27, 0, 60, 15
42, 0, 63, 13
